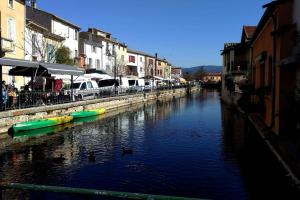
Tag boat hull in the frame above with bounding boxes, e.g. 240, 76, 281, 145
12, 116, 73, 132
70, 108, 106, 119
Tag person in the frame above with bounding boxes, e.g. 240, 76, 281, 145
2, 81, 8, 109
7, 86, 17, 108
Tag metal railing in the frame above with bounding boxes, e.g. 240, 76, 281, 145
1, 85, 193, 112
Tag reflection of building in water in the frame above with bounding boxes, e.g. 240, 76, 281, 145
221, 103, 247, 161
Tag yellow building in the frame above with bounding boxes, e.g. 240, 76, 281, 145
156, 58, 169, 78
0, 0, 26, 89
203, 72, 222, 83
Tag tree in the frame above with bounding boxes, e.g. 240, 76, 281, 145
183, 72, 193, 81
56, 46, 74, 65
193, 67, 206, 81
18, 27, 62, 62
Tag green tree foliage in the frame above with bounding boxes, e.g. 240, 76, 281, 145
55, 46, 74, 65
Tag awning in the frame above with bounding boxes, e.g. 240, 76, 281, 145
153, 76, 164, 80
0, 58, 84, 77
0, 57, 38, 68
39, 63, 84, 76
83, 73, 113, 80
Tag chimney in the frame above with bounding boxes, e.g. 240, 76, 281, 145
31, 0, 37, 8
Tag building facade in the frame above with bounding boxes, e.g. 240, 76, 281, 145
203, 72, 222, 83
25, 19, 65, 63
221, 26, 255, 104
115, 42, 127, 76
145, 55, 155, 77
171, 67, 182, 79
127, 49, 138, 77
251, 0, 299, 135
0, 0, 26, 88
26, 5, 80, 63
79, 30, 102, 69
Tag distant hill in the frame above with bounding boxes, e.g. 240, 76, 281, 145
182, 66, 222, 74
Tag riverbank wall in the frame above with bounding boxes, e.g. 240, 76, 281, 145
0, 87, 198, 138
223, 98, 300, 190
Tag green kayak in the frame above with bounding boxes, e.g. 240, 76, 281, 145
12, 123, 72, 138
70, 108, 106, 119
12, 116, 73, 132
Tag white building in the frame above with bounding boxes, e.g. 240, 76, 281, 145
79, 30, 102, 69
26, 5, 80, 63
137, 54, 146, 78
127, 49, 147, 78
85, 28, 121, 75
24, 19, 65, 62
127, 50, 138, 77
51, 19, 80, 59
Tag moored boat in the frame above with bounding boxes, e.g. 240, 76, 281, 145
70, 108, 106, 119
12, 116, 73, 132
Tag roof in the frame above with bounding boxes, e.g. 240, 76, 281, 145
221, 43, 247, 55
204, 72, 222, 76
26, 20, 65, 41
127, 48, 155, 58
26, 6, 81, 30
250, 0, 289, 44
88, 28, 111, 36
243, 26, 256, 40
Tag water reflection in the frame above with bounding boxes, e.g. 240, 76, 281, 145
0, 91, 298, 200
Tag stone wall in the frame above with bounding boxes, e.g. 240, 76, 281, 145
0, 87, 197, 137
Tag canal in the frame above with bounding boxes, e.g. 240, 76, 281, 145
0, 90, 299, 199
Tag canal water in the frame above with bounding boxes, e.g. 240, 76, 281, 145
0, 90, 299, 200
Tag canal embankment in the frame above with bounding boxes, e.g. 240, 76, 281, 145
223, 97, 300, 191
0, 87, 198, 139
248, 114, 300, 189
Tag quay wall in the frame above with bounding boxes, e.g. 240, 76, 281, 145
0, 87, 198, 137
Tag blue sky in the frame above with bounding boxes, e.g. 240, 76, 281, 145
37, 0, 270, 68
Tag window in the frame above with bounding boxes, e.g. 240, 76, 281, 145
268, 56, 272, 88
158, 62, 161, 66
87, 81, 93, 89
129, 55, 135, 63
7, 18, 16, 41
92, 46, 97, 53
47, 44, 55, 63
81, 82, 87, 90
149, 59, 153, 65
140, 57, 142, 62
89, 58, 93, 68
96, 59, 100, 68
75, 30, 78, 40
8, 0, 13, 8
32, 34, 37, 55
140, 67, 143, 72
75, 50, 78, 57
128, 80, 136, 86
